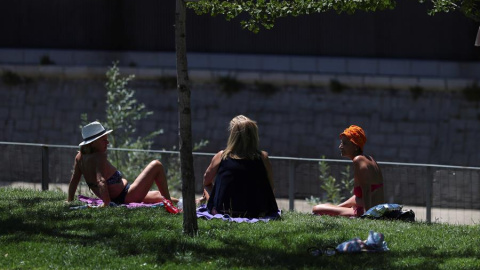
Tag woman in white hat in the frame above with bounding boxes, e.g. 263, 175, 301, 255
67, 121, 177, 208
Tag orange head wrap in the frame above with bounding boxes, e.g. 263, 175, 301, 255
340, 125, 367, 150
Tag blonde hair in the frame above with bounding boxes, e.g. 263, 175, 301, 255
222, 115, 261, 160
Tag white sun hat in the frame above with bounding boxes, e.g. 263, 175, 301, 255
79, 121, 113, 146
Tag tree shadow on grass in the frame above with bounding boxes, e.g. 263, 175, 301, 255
160, 222, 479, 270
1, 190, 478, 270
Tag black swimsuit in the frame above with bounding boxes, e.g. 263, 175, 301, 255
111, 183, 130, 205
106, 171, 123, 185
207, 157, 278, 218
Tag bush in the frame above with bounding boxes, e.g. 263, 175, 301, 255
306, 156, 353, 205
218, 76, 244, 96
80, 63, 164, 190
81, 62, 207, 197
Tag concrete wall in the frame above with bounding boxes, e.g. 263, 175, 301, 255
1, 63, 479, 166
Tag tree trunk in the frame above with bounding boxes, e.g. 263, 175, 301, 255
175, 0, 198, 236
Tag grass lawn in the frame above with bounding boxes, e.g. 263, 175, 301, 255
0, 188, 479, 270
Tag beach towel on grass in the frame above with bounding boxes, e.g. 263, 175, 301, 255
196, 204, 281, 223
71, 195, 164, 209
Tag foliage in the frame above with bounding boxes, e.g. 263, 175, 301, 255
319, 159, 341, 204
1, 70, 29, 86
410, 85, 424, 100
423, 0, 480, 21
81, 63, 207, 196
340, 164, 354, 199
218, 76, 244, 96
307, 157, 353, 205
254, 80, 278, 96
462, 82, 480, 103
81, 62, 163, 181
39, 55, 55, 65
188, 0, 396, 33
187, 0, 480, 34
2, 188, 480, 270
329, 79, 348, 93
305, 195, 321, 205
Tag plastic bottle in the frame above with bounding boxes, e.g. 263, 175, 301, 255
161, 198, 180, 214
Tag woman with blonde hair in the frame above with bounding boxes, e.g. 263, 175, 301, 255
312, 125, 385, 217
198, 115, 278, 218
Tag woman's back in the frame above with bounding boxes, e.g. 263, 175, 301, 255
353, 155, 385, 209
207, 157, 278, 218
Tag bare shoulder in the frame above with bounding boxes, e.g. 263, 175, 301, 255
213, 150, 224, 159
352, 155, 368, 163
74, 152, 82, 161
210, 150, 224, 163
352, 155, 370, 169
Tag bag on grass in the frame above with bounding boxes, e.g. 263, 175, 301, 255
336, 230, 389, 253
361, 203, 415, 222
308, 231, 388, 256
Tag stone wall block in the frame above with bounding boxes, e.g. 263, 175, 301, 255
317, 58, 347, 73
0, 107, 8, 120
290, 56, 317, 73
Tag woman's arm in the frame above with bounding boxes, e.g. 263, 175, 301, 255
201, 151, 223, 201
67, 153, 82, 202
338, 195, 356, 208
94, 174, 110, 206
94, 158, 111, 206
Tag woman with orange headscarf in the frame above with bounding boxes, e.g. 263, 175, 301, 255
312, 125, 385, 217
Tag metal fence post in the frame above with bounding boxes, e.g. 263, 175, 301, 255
42, 145, 49, 191
425, 167, 433, 223
289, 160, 295, 211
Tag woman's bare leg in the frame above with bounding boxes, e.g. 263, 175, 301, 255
142, 190, 179, 204
312, 203, 355, 217
125, 160, 172, 203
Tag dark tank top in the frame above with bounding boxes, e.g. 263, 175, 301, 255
207, 157, 279, 218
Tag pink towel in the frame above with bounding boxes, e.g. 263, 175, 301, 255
76, 195, 164, 208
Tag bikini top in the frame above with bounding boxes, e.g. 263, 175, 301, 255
353, 183, 383, 198
106, 171, 123, 185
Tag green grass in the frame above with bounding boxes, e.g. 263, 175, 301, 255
0, 188, 479, 270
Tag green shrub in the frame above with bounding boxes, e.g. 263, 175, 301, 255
39, 55, 55, 65
306, 156, 353, 205
81, 62, 163, 181
329, 79, 347, 93
218, 76, 244, 96
1, 70, 23, 86
462, 83, 480, 102
254, 81, 278, 96
409, 86, 424, 100
81, 62, 207, 197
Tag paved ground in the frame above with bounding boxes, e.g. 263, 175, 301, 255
2, 181, 479, 225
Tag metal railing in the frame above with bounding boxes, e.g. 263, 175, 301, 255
1, 141, 479, 224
